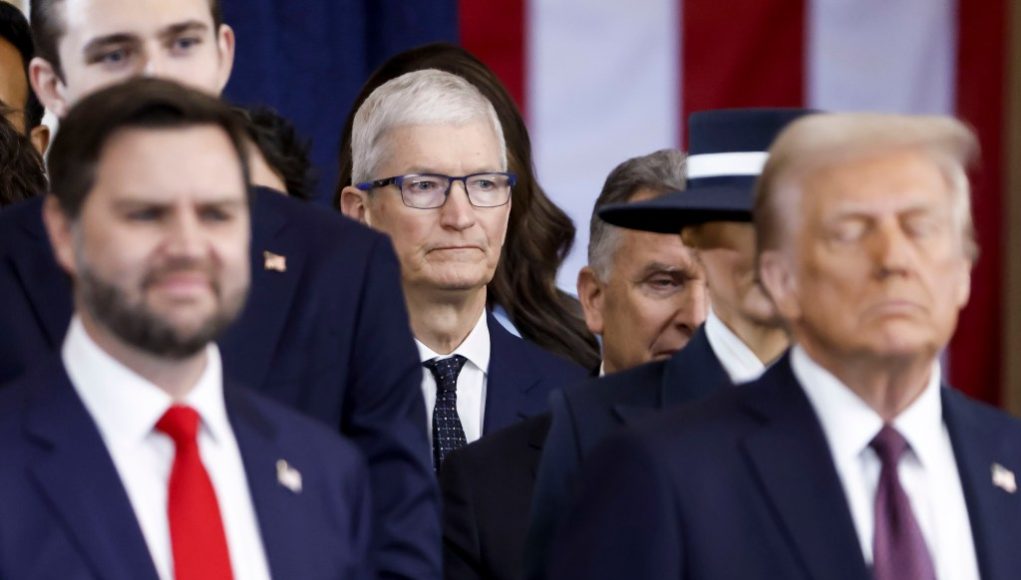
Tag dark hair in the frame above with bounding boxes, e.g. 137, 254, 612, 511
0, 113, 47, 208
31, 0, 223, 80
0, 3, 44, 129
48, 77, 249, 218
337, 43, 600, 370
236, 105, 314, 200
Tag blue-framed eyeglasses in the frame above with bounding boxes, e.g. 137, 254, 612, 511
356, 172, 517, 209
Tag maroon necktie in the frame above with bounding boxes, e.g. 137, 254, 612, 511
870, 424, 936, 580
156, 405, 234, 580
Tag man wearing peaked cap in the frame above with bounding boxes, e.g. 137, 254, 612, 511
526, 108, 813, 578
552, 113, 1021, 579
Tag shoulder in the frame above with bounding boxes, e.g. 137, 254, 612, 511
0, 196, 44, 250
451, 414, 550, 466
490, 319, 586, 382
563, 361, 668, 412
252, 188, 391, 259
227, 384, 367, 476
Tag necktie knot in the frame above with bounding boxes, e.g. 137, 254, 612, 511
424, 354, 468, 393
156, 405, 201, 447
870, 424, 910, 466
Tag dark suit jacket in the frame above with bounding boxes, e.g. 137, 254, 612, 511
482, 314, 585, 435
552, 355, 1021, 580
0, 358, 374, 580
0, 190, 439, 579
526, 326, 728, 579
441, 414, 552, 580
436, 319, 584, 580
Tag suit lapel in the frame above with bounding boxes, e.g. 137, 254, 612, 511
25, 362, 159, 580
7, 198, 73, 347
739, 357, 870, 580
484, 312, 541, 434
219, 188, 307, 390
612, 326, 728, 426
225, 384, 311, 579
943, 388, 1021, 580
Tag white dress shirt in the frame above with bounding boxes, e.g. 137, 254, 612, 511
791, 345, 980, 580
63, 317, 272, 580
703, 308, 767, 383
416, 311, 491, 446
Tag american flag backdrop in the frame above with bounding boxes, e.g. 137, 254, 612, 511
461, 0, 1012, 407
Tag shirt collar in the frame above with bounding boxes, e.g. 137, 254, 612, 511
62, 316, 230, 447
704, 308, 766, 383
791, 344, 943, 466
416, 309, 491, 375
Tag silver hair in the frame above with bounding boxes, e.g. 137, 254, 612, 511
754, 112, 979, 262
588, 149, 686, 281
349, 68, 507, 184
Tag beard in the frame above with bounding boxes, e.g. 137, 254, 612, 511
75, 255, 248, 360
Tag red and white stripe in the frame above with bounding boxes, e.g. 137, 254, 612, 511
462, 0, 1008, 404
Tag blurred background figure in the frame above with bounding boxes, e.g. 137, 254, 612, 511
0, 1, 48, 154
0, 113, 45, 207
236, 105, 315, 200
336, 43, 600, 372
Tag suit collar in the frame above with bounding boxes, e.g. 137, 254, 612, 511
737, 355, 871, 580
218, 187, 308, 389
6, 196, 73, 347
23, 360, 160, 580
483, 311, 543, 433
942, 388, 1021, 580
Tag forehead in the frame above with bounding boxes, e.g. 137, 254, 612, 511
92, 125, 245, 203
614, 228, 695, 267
377, 121, 502, 174
60, 0, 215, 41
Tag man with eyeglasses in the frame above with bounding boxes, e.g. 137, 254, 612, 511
341, 69, 584, 476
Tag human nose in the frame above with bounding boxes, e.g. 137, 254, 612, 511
871, 220, 914, 277
140, 50, 165, 78
674, 281, 709, 331
163, 210, 206, 259
438, 180, 476, 230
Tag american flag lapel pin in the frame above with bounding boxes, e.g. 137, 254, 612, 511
276, 459, 302, 494
263, 251, 287, 273
992, 463, 1016, 494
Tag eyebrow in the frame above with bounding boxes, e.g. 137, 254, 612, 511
82, 33, 140, 57
636, 262, 699, 279
81, 21, 210, 56
157, 21, 210, 42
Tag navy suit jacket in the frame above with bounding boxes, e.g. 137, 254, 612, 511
552, 355, 1021, 580
0, 190, 439, 579
526, 326, 728, 579
441, 414, 552, 580
482, 313, 586, 435
0, 358, 374, 580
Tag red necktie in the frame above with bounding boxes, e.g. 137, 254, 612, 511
156, 405, 234, 580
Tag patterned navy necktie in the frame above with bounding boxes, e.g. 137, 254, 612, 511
870, 424, 936, 580
423, 355, 469, 472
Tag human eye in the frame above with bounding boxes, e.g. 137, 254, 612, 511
199, 205, 233, 223
405, 176, 443, 193
641, 272, 684, 296
902, 213, 942, 239
92, 46, 134, 68
468, 175, 499, 191
826, 218, 867, 244
125, 206, 164, 222
169, 35, 203, 55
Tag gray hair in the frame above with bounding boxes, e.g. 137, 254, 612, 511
349, 68, 507, 184
754, 112, 979, 262
588, 149, 686, 280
